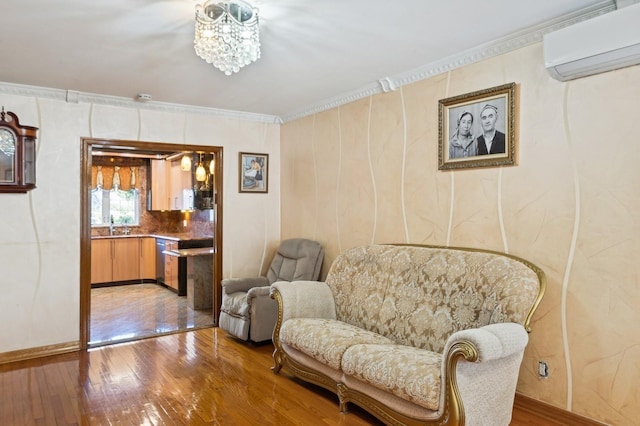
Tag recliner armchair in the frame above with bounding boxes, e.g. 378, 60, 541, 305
219, 238, 324, 342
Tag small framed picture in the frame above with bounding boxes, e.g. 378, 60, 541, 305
438, 82, 517, 170
239, 152, 268, 193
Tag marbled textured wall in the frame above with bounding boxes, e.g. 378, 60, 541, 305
280, 44, 640, 425
0, 96, 280, 354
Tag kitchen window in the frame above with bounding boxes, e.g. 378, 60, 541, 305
91, 188, 140, 226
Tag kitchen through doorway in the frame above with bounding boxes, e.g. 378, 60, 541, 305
79, 138, 224, 348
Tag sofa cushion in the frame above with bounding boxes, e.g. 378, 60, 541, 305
279, 319, 394, 370
341, 344, 443, 410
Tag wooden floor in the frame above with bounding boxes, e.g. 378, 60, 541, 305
90, 283, 213, 346
0, 328, 560, 425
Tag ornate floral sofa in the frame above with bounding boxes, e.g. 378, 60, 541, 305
270, 244, 545, 425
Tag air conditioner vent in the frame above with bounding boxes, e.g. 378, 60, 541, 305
544, 3, 640, 81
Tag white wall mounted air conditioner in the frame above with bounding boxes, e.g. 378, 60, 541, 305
543, 2, 640, 81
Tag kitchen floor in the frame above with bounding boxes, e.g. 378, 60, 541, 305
90, 283, 214, 346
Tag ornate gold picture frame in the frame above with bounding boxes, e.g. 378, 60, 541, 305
438, 82, 517, 170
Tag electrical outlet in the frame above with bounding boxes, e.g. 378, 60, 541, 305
538, 361, 549, 378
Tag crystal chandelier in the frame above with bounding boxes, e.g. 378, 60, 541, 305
194, 1, 261, 76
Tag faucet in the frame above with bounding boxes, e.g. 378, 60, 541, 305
109, 215, 115, 236
122, 218, 131, 235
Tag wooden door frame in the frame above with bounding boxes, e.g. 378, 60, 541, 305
80, 138, 224, 349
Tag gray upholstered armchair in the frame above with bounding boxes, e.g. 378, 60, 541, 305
219, 238, 324, 342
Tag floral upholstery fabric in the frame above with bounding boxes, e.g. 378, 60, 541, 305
274, 244, 542, 421
326, 245, 540, 353
279, 318, 394, 370
341, 344, 443, 410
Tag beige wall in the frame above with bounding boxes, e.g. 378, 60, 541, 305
280, 44, 640, 425
0, 96, 280, 354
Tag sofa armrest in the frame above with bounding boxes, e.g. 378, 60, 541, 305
270, 280, 337, 323
439, 323, 529, 425
221, 276, 269, 294
444, 322, 529, 363
246, 285, 271, 305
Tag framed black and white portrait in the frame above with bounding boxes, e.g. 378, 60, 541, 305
438, 83, 517, 170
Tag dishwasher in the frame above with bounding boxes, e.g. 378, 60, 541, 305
155, 238, 166, 285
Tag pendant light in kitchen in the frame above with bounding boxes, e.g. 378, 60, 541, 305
196, 153, 207, 182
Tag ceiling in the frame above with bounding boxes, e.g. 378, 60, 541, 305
0, 0, 613, 121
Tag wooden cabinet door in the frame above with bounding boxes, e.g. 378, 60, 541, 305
181, 161, 194, 210
91, 239, 113, 284
169, 160, 182, 210
150, 159, 170, 210
170, 160, 193, 210
139, 237, 156, 280
112, 238, 140, 282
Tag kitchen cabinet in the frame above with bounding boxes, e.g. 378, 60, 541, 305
91, 239, 112, 284
158, 237, 214, 296
91, 237, 156, 284
149, 159, 193, 211
139, 237, 156, 280
170, 160, 194, 210
149, 159, 169, 211
112, 238, 140, 281
164, 240, 179, 292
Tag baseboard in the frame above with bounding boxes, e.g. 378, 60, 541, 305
0, 341, 80, 365
514, 393, 608, 426
91, 279, 157, 288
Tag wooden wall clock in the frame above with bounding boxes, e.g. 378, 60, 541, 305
0, 107, 38, 193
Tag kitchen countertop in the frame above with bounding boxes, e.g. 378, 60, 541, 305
151, 233, 214, 242
163, 247, 216, 257
92, 233, 214, 241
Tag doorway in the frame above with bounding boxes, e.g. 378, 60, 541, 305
79, 138, 224, 348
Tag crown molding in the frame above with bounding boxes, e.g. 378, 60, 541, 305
0, 81, 282, 124
0, 1, 615, 126
280, 0, 616, 123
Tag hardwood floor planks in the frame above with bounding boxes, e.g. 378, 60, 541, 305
0, 327, 568, 425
